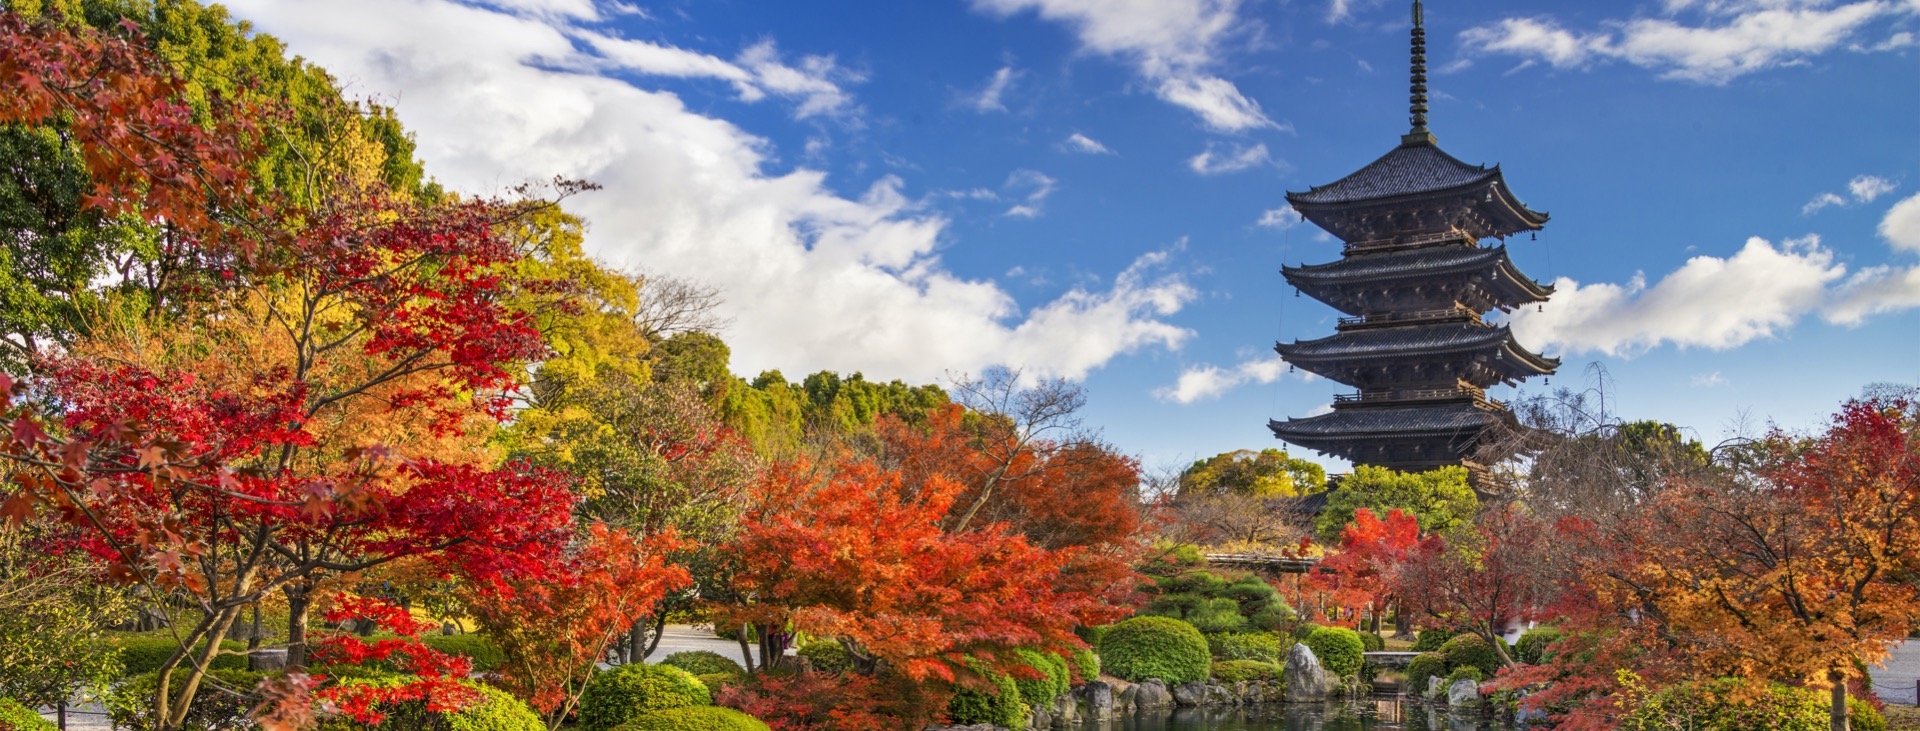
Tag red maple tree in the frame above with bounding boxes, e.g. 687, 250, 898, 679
1308, 507, 1420, 630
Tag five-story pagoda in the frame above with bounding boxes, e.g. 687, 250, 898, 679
1268, 0, 1558, 482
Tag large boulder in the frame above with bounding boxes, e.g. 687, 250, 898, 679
1283, 643, 1332, 702
1076, 681, 1114, 722
1426, 676, 1447, 700
1204, 684, 1234, 706
1134, 679, 1174, 710
1171, 681, 1208, 707
248, 648, 288, 672
1447, 679, 1482, 708
1050, 692, 1078, 727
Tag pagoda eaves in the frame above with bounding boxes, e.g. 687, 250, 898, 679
1283, 244, 1554, 316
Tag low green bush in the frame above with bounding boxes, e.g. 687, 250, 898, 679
1405, 652, 1446, 694
796, 641, 851, 674
1098, 616, 1210, 685
695, 673, 740, 695
1207, 631, 1283, 663
1011, 649, 1069, 707
614, 706, 771, 731
660, 651, 745, 678
1445, 666, 1484, 684
106, 633, 248, 678
1071, 648, 1100, 684
1075, 624, 1110, 648
314, 679, 544, 731
1437, 633, 1502, 678
1513, 627, 1563, 666
419, 634, 507, 673
108, 668, 266, 731
576, 663, 711, 731
1851, 698, 1887, 731
1210, 660, 1283, 684
946, 669, 1024, 730
1410, 628, 1455, 653
1620, 678, 1878, 731
1301, 626, 1365, 679
1143, 570, 1294, 633
0, 698, 55, 731
1358, 631, 1385, 652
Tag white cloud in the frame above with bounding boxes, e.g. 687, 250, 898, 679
1881, 192, 1920, 253
1460, 1, 1911, 84
1188, 142, 1270, 175
1804, 191, 1848, 215
1154, 353, 1297, 404
579, 33, 857, 118
969, 0, 1278, 131
969, 66, 1020, 112
1850, 175, 1899, 203
1512, 234, 1920, 356
1692, 371, 1729, 387
225, 0, 1196, 383
1061, 132, 1114, 154
1256, 206, 1303, 229
1327, 0, 1355, 23
1002, 169, 1058, 218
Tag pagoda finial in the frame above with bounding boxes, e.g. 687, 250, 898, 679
1403, 0, 1436, 146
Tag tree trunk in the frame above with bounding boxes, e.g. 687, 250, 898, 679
1831, 669, 1851, 731
735, 624, 757, 674
247, 605, 262, 651
284, 583, 311, 670
626, 621, 645, 664
643, 613, 668, 661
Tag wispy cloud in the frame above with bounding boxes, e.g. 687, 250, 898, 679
1061, 132, 1114, 155
1003, 169, 1058, 218
1188, 142, 1270, 175
1806, 174, 1901, 215
1155, 354, 1304, 404
1691, 371, 1729, 387
967, 65, 1021, 112
1256, 205, 1303, 229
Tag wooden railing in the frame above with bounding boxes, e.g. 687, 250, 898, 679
1202, 553, 1321, 574
1332, 387, 1506, 410
1343, 229, 1475, 255
1337, 306, 1481, 328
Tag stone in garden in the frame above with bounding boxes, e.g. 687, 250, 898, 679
1050, 692, 1077, 725
1446, 679, 1481, 708
1135, 679, 1173, 709
1426, 676, 1446, 699
1172, 681, 1207, 707
1284, 643, 1331, 702
1115, 684, 1136, 713
1031, 707, 1050, 729
1205, 684, 1233, 705
441, 622, 457, 635
249, 648, 288, 672
1077, 681, 1113, 721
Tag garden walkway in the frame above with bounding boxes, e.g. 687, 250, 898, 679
1873, 640, 1920, 706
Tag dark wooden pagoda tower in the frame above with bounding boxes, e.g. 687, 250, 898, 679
1268, 0, 1558, 481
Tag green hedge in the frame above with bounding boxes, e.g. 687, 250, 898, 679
1437, 634, 1502, 678
314, 679, 544, 731
946, 669, 1024, 730
1071, 648, 1100, 684
660, 651, 745, 678
108, 668, 266, 731
614, 706, 770, 731
1410, 628, 1455, 653
1210, 660, 1283, 684
1358, 631, 1385, 652
796, 641, 851, 674
1098, 616, 1210, 685
1302, 626, 1365, 679
1446, 666, 1484, 684
1622, 679, 1884, 731
1513, 627, 1563, 665
1207, 632, 1283, 663
1142, 571, 1294, 633
0, 698, 55, 731
1405, 652, 1445, 694
1011, 649, 1069, 707
577, 664, 711, 731
420, 634, 507, 673
105, 633, 248, 678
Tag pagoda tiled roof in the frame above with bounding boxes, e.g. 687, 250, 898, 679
1279, 323, 1518, 360
1268, 402, 1503, 438
1288, 143, 1500, 206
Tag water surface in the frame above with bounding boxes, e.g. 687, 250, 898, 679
1079, 697, 1501, 731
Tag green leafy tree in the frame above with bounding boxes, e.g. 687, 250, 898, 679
0, 523, 130, 710
1179, 448, 1326, 498
1315, 465, 1478, 542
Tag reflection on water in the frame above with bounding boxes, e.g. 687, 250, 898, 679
1079, 696, 1501, 731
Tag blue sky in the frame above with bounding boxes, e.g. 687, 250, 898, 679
222, 0, 1920, 473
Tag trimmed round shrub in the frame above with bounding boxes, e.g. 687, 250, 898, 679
577, 663, 711, 731
1291, 622, 1322, 641
1850, 698, 1887, 731
1075, 624, 1111, 648
1438, 633, 1502, 678
1181, 597, 1249, 633
1405, 652, 1446, 694
696, 673, 741, 695
108, 668, 266, 731
1410, 628, 1455, 653
1302, 626, 1365, 679
315, 679, 544, 731
1097, 616, 1210, 685
1513, 626, 1563, 666
614, 706, 770, 731
1446, 666, 1484, 684
107, 633, 249, 677
796, 640, 852, 674
946, 671, 1024, 730
1210, 660, 1283, 684
420, 633, 507, 673
1358, 631, 1385, 652
1207, 631, 1283, 663
1621, 679, 1871, 731
660, 651, 745, 678
1070, 648, 1100, 684
1011, 649, 1070, 707
0, 698, 56, 731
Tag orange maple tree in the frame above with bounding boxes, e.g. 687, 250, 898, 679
1308, 507, 1420, 630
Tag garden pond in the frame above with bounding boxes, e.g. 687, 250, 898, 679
1076, 697, 1505, 731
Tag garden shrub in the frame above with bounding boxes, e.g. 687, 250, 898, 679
0, 698, 55, 731
419, 634, 507, 673
1011, 649, 1069, 707
716, 671, 945, 731
613, 706, 770, 731
796, 640, 852, 674
946, 669, 1024, 730
1097, 616, 1210, 685
1302, 626, 1365, 679
697, 673, 742, 695
1618, 678, 1871, 731
661, 651, 746, 678
1291, 622, 1322, 641
108, 668, 266, 731
577, 663, 711, 731
1142, 570, 1293, 633
1850, 698, 1887, 731
1074, 624, 1110, 649
314, 679, 544, 731
1357, 631, 1384, 652
1405, 652, 1445, 694
1210, 660, 1283, 684
1445, 666, 1484, 684
1207, 632, 1283, 663
1070, 648, 1100, 684
107, 633, 248, 677
1437, 633, 1502, 678
1513, 627, 1563, 666
1410, 628, 1455, 653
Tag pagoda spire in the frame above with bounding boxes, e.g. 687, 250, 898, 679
1403, 1, 1436, 147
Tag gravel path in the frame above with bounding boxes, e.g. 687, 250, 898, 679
1874, 640, 1920, 706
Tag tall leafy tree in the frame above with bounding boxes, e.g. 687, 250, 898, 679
1316, 465, 1478, 542
1178, 448, 1326, 498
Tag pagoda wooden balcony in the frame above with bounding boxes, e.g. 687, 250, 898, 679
1336, 306, 1482, 330
1342, 229, 1476, 256
1332, 386, 1506, 410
